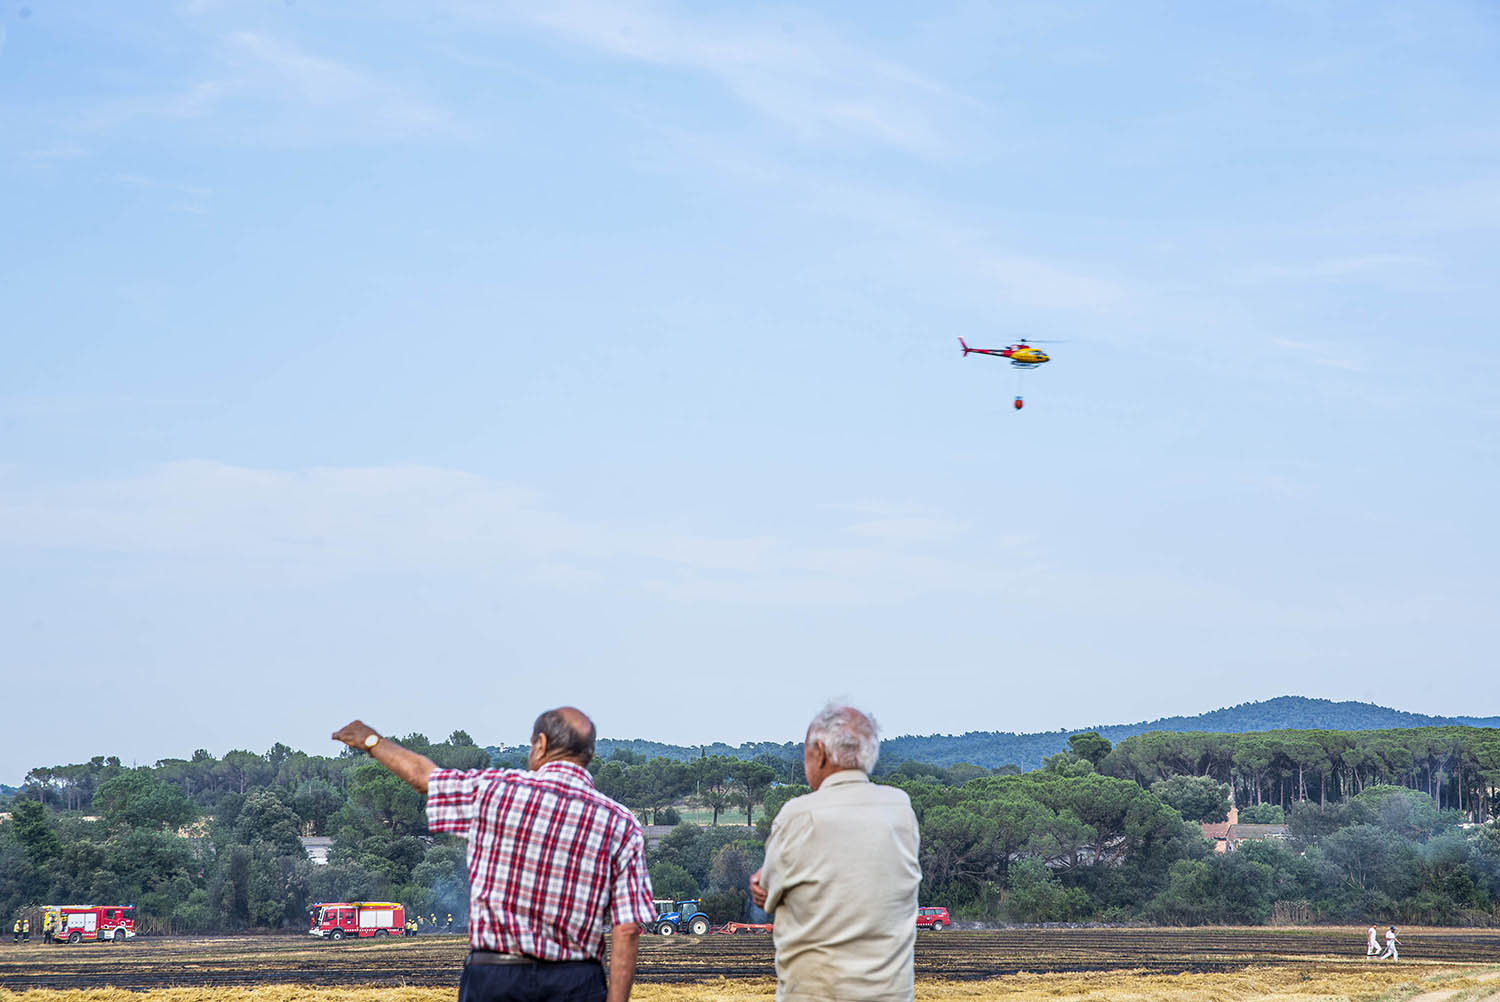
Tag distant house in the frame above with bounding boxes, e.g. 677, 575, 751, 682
1200, 806, 1291, 853
1226, 823, 1291, 850
300, 836, 333, 865
1201, 820, 1233, 854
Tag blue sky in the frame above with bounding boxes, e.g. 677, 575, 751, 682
2, 1, 1497, 783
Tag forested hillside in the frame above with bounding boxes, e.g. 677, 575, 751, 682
3, 719, 1498, 932
883, 696, 1500, 770
574, 697, 1500, 772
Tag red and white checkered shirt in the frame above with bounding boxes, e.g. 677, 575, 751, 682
425, 760, 656, 962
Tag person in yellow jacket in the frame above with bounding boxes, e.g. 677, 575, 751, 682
11, 918, 19, 944
42, 912, 53, 944
20, 918, 29, 943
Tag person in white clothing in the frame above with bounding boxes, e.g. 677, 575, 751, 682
1381, 926, 1400, 961
1366, 925, 1380, 957
749, 705, 921, 1002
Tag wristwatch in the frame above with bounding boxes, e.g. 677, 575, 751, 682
364, 733, 381, 752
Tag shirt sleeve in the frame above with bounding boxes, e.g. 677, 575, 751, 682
425, 768, 506, 835
609, 826, 658, 927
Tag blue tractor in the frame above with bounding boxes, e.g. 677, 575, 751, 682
651, 898, 711, 936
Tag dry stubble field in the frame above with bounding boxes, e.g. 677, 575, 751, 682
1, 929, 1497, 1001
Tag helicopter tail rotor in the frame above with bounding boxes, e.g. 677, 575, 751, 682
958, 337, 972, 356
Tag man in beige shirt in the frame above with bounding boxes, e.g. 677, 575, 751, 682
749, 705, 922, 1002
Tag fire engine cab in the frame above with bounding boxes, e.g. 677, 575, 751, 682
308, 902, 406, 940
52, 905, 137, 944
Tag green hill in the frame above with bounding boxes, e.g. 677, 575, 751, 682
880, 696, 1500, 770
566, 696, 1499, 772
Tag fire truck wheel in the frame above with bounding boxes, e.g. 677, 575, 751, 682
930, 921, 945, 931
330, 928, 345, 941
68, 932, 82, 944
374, 929, 388, 937
113, 929, 126, 943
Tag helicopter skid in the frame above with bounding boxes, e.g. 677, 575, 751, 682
1009, 361, 1044, 369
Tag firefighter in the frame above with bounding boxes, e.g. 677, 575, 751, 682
11, 917, 19, 943
445, 912, 453, 931
42, 911, 53, 944
21, 917, 29, 942
429, 913, 436, 928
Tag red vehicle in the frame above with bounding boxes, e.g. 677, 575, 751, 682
52, 905, 137, 944
916, 906, 950, 931
308, 901, 406, 940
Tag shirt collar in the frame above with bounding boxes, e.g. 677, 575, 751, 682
818, 769, 870, 789
536, 760, 594, 784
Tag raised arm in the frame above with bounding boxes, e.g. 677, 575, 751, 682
333, 720, 438, 793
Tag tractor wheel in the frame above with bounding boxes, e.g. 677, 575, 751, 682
688, 918, 710, 936
113, 929, 126, 943
657, 921, 676, 936
68, 932, 83, 944
930, 921, 944, 931
330, 928, 345, 941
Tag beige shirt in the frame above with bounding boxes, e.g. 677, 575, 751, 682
762, 770, 922, 1002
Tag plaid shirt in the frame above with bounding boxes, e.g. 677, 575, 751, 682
426, 760, 656, 962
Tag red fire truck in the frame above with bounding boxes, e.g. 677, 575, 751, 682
51, 905, 137, 944
308, 902, 406, 940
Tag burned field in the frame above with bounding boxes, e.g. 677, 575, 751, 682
2, 928, 1499, 991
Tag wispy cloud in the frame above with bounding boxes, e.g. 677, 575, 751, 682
80, 31, 459, 144
0, 461, 1019, 605
1270, 337, 1362, 371
823, 501, 972, 545
845, 516, 969, 545
1234, 253, 1431, 285
113, 173, 213, 214
18, 144, 88, 165
637, 129, 1129, 312
463, 0, 962, 156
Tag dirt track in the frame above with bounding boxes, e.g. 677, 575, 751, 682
1, 928, 1497, 990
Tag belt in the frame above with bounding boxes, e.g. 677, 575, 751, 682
466, 951, 532, 966
466, 951, 602, 967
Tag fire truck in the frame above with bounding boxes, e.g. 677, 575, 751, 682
50, 905, 137, 944
308, 902, 406, 940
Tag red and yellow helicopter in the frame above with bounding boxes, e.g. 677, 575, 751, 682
957, 337, 1060, 410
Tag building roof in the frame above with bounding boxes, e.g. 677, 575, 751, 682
1227, 823, 1290, 840
300, 836, 334, 865
1200, 821, 1232, 840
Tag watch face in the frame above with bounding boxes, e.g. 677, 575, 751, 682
365, 734, 379, 748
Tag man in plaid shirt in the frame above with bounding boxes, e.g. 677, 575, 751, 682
334, 708, 657, 1002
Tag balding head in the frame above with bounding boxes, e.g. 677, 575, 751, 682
530, 706, 597, 769
803, 704, 880, 790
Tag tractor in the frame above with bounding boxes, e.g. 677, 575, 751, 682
650, 898, 711, 936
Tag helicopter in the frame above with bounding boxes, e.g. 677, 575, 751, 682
957, 337, 1052, 368
957, 337, 1062, 410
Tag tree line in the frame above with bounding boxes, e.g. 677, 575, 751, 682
0, 733, 488, 933
1099, 726, 1500, 819
5, 724, 1500, 930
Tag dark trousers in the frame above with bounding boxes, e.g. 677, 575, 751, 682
459, 958, 606, 1002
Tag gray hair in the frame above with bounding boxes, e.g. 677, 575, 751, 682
807, 704, 880, 773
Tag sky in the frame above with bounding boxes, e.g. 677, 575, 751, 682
2, 1, 1498, 784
